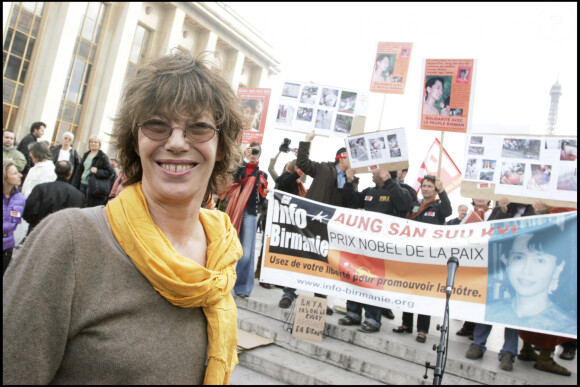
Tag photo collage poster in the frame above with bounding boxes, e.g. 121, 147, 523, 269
345, 128, 408, 171
369, 41, 413, 94
463, 134, 577, 202
275, 81, 370, 138
238, 87, 271, 145
420, 59, 475, 133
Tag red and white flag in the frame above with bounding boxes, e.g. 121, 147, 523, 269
460, 210, 483, 224
412, 138, 462, 198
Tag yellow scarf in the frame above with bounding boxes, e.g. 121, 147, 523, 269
106, 183, 242, 384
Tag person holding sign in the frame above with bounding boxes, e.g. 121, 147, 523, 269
339, 168, 414, 332
393, 175, 452, 343
278, 132, 355, 314
422, 77, 449, 116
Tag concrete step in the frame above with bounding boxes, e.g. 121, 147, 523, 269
230, 363, 288, 385
238, 344, 387, 385
234, 280, 577, 385
237, 307, 479, 385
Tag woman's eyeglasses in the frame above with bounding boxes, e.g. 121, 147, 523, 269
137, 119, 219, 143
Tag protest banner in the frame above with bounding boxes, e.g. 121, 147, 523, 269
275, 81, 369, 138
345, 128, 409, 174
419, 59, 475, 133
411, 138, 462, 197
461, 133, 577, 208
238, 87, 271, 144
260, 190, 577, 338
369, 42, 413, 94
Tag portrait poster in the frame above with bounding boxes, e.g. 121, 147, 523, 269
345, 128, 409, 172
238, 87, 271, 145
462, 134, 577, 203
369, 42, 413, 94
275, 81, 370, 138
419, 59, 475, 133
261, 190, 577, 338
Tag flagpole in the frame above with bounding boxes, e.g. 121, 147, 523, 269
437, 131, 444, 180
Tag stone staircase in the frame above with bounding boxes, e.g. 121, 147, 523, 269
230, 279, 577, 385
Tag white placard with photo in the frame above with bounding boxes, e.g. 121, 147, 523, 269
462, 134, 577, 202
275, 81, 370, 138
345, 128, 408, 170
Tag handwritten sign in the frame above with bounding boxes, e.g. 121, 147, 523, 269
292, 295, 327, 342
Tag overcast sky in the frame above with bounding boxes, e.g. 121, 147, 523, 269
225, 2, 577, 213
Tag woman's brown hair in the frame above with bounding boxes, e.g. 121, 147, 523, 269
110, 49, 243, 200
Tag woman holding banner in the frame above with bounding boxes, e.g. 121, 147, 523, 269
393, 175, 452, 343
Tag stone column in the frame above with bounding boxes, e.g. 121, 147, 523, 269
78, 2, 142, 153
13, 2, 85, 142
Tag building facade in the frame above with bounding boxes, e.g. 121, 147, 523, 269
3, 1, 280, 155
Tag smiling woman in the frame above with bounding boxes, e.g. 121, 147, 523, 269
3, 50, 245, 384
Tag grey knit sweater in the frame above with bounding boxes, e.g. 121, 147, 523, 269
3, 207, 208, 384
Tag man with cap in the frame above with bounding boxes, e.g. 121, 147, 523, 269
50, 131, 81, 184
278, 131, 357, 314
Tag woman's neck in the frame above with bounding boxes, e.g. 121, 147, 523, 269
144, 191, 203, 243
3, 184, 14, 198
513, 293, 551, 318
62, 144, 71, 151
425, 95, 437, 105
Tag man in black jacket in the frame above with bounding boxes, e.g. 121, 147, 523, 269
339, 168, 414, 332
17, 121, 46, 183
278, 132, 356, 314
23, 160, 85, 234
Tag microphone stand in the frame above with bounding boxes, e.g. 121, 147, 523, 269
424, 261, 456, 385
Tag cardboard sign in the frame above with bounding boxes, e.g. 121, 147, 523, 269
291, 295, 327, 342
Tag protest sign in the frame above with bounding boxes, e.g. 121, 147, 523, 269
461, 134, 577, 207
275, 81, 369, 138
291, 295, 327, 342
261, 190, 577, 338
345, 128, 409, 174
238, 87, 271, 145
419, 59, 475, 133
369, 42, 413, 94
